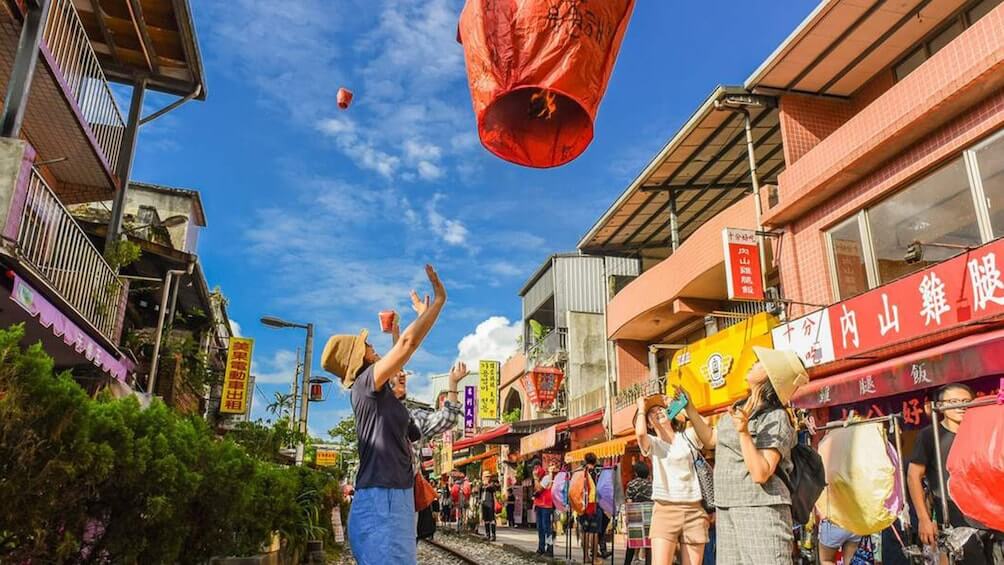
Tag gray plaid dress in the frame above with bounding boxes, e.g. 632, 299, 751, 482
713, 408, 796, 565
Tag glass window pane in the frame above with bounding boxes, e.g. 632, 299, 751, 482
868, 158, 981, 284
968, 0, 1001, 24
827, 216, 870, 299
976, 132, 1004, 237
929, 19, 964, 56
895, 46, 927, 81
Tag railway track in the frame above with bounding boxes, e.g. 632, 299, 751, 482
420, 537, 481, 564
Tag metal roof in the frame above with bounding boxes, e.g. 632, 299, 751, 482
578, 86, 784, 254
745, 0, 972, 97
74, 0, 207, 98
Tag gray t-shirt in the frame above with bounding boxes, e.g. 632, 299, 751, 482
351, 365, 413, 490
713, 408, 795, 508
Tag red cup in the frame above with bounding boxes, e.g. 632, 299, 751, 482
379, 310, 397, 333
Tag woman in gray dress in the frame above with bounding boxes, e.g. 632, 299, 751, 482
682, 346, 808, 565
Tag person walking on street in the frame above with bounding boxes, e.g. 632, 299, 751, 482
908, 383, 990, 565
684, 346, 809, 565
624, 461, 654, 565
634, 394, 709, 565
325, 265, 447, 565
481, 473, 501, 541
579, 453, 606, 565
506, 487, 516, 528
533, 464, 557, 556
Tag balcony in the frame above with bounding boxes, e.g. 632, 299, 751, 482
526, 327, 567, 365
0, 140, 124, 342
767, 2, 1004, 225
0, 0, 124, 203
606, 194, 757, 341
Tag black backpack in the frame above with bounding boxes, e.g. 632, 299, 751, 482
776, 442, 826, 525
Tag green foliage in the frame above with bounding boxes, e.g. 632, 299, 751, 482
501, 407, 522, 424
327, 416, 358, 477
0, 324, 339, 563
104, 239, 142, 271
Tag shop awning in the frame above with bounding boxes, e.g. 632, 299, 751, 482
9, 275, 131, 381
557, 409, 604, 432
452, 424, 510, 451
565, 436, 635, 464
453, 449, 499, 468
792, 329, 1004, 410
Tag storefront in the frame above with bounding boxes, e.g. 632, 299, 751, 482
666, 312, 779, 414
778, 237, 1004, 451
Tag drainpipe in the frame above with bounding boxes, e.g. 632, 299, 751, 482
714, 94, 774, 294
0, 0, 51, 138
105, 85, 201, 254
147, 262, 194, 395
601, 258, 613, 440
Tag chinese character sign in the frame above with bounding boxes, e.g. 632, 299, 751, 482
771, 309, 835, 368
722, 228, 764, 301
220, 337, 254, 414
479, 360, 500, 420
464, 386, 476, 437
315, 449, 338, 467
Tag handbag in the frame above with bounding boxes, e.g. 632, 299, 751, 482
414, 471, 437, 511
495, 500, 503, 513
683, 433, 715, 513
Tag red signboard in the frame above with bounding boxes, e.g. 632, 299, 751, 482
792, 331, 1004, 409
826, 239, 1004, 360
722, 228, 764, 301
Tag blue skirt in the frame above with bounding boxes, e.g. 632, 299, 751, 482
349, 487, 416, 564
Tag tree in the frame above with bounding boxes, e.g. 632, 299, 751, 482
327, 416, 358, 476
266, 392, 294, 419
0, 324, 340, 563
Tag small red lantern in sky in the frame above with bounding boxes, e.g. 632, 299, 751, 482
458, 0, 636, 168
337, 88, 353, 110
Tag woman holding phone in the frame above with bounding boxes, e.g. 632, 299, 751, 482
681, 346, 808, 565
634, 394, 709, 565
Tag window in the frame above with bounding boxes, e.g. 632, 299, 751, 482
826, 215, 870, 299
892, 0, 1001, 82
974, 132, 1004, 237
867, 158, 981, 284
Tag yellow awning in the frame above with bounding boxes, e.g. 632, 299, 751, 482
565, 436, 635, 464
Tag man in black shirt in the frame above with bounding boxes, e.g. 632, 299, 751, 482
907, 383, 987, 565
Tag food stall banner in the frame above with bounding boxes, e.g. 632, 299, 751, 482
668, 312, 777, 413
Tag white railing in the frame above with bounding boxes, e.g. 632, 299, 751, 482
18, 169, 123, 339
42, 0, 125, 171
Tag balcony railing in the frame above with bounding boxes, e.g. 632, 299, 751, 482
42, 0, 125, 171
17, 168, 124, 339
527, 327, 567, 364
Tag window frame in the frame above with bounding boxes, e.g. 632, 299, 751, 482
889, 0, 997, 83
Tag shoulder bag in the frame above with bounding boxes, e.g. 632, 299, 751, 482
682, 432, 715, 513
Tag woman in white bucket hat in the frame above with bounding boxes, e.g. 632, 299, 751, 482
682, 346, 809, 565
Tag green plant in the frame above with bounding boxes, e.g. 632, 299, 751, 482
104, 239, 141, 272
501, 407, 522, 424
0, 323, 338, 563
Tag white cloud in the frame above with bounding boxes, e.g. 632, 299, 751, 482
426, 195, 469, 247
230, 320, 243, 337
456, 316, 521, 369
487, 261, 525, 278
404, 371, 437, 405
253, 349, 301, 385
417, 161, 444, 181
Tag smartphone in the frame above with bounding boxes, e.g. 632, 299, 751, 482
665, 388, 688, 420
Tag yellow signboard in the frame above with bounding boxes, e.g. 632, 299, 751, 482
478, 360, 500, 420
220, 337, 254, 414
667, 312, 777, 413
315, 449, 338, 467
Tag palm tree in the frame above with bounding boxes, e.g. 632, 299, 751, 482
266, 392, 294, 419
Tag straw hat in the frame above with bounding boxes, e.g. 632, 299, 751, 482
752, 346, 809, 405
633, 394, 668, 428
321, 329, 369, 387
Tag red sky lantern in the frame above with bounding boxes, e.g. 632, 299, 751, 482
458, 0, 636, 168
337, 88, 353, 110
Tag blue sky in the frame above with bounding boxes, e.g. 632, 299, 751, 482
126, 0, 817, 437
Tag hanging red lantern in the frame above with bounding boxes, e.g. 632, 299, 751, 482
458, 0, 636, 168
336, 88, 353, 110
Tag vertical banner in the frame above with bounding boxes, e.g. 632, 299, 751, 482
722, 228, 764, 301
220, 337, 254, 414
478, 360, 500, 420
464, 386, 476, 437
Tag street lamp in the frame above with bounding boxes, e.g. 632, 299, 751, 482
260, 315, 314, 466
